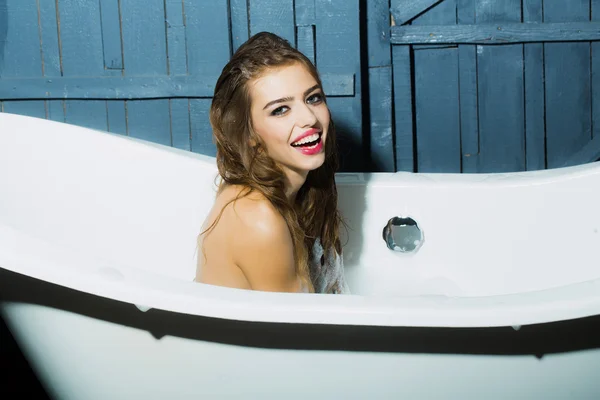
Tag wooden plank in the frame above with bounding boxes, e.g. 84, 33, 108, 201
316, 0, 363, 172
0, 0, 41, 77
593, 0, 600, 142
57, 0, 105, 74
189, 99, 215, 156
47, 101, 65, 122
523, 0, 545, 170
0, 0, 6, 72
0, 75, 216, 99
248, 0, 295, 45
2, 0, 44, 118
390, 0, 446, 26
296, 25, 316, 64
106, 101, 127, 135
563, 135, 600, 167
170, 99, 190, 150
320, 73, 355, 96
185, 1, 231, 77
295, 0, 316, 26
316, 0, 361, 73
367, 0, 394, 171
391, 22, 600, 44
413, 0, 460, 172
121, 0, 169, 144
229, 0, 249, 53
58, 0, 107, 131
61, 106, 101, 132
64, 100, 109, 131
38, 0, 61, 76
0, 73, 355, 100
38, 0, 64, 122
392, 45, 414, 172
166, 0, 187, 76
476, 0, 524, 172
126, 100, 171, 145
99, 0, 123, 70
544, 1, 591, 168
566, 0, 599, 170
121, 0, 167, 75
457, 0, 479, 172
295, 0, 316, 63
368, 67, 394, 171
368, 0, 392, 67
3, 101, 46, 118
99, 0, 126, 134
166, 0, 190, 150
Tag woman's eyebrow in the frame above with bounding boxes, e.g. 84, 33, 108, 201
262, 84, 322, 110
263, 96, 293, 110
303, 84, 321, 97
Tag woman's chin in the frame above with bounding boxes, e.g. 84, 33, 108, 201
279, 152, 326, 178
300, 154, 326, 172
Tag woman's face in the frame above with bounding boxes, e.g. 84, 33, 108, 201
248, 62, 330, 181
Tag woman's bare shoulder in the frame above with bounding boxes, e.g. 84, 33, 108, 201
223, 187, 286, 233
219, 185, 299, 292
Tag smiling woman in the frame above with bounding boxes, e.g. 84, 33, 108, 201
194, 32, 349, 294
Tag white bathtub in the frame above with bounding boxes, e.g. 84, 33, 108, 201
1, 111, 599, 399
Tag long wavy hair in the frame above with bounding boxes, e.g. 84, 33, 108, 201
202, 31, 343, 293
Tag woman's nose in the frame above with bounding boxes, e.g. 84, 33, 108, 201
297, 103, 318, 127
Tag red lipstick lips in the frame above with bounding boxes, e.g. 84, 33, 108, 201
291, 128, 321, 145
291, 128, 323, 155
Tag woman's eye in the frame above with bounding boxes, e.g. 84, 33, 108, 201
271, 106, 289, 116
306, 93, 324, 104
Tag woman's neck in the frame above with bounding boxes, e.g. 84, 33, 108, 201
284, 168, 308, 203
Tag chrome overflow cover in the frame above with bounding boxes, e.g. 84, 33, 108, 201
382, 216, 424, 253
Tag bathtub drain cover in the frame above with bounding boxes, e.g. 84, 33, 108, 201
382, 216, 424, 253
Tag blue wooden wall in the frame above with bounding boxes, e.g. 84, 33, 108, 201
389, 0, 600, 172
0, 0, 363, 170
1, 0, 599, 173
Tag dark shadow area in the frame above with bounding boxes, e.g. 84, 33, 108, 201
0, 314, 51, 399
1, 269, 600, 359
335, 119, 368, 172
357, 0, 372, 172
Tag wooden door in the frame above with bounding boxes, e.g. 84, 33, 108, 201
389, 0, 600, 172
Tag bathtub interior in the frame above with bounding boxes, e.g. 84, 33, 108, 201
1, 112, 600, 302
0, 114, 214, 283
338, 170, 600, 297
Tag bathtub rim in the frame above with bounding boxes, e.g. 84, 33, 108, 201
1, 221, 600, 330
2, 112, 600, 328
2, 112, 600, 190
